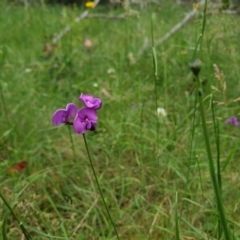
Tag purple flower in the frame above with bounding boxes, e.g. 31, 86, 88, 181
79, 93, 102, 110
73, 107, 98, 134
225, 116, 240, 126
52, 103, 78, 126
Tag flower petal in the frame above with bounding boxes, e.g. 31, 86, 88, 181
86, 121, 96, 131
73, 114, 86, 134
52, 109, 68, 125
233, 117, 240, 126
225, 116, 240, 126
66, 103, 78, 118
78, 107, 98, 122
93, 97, 102, 110
73, 107, 98, 134
79, 94, 95, 107
79, 93, 102, 110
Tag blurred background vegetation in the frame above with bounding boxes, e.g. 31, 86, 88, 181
1, 0, 240, 239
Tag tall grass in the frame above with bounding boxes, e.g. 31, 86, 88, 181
1, 1, 240, 239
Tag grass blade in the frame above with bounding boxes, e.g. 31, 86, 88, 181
2, 215, 9, 240
175, 192, 180, 240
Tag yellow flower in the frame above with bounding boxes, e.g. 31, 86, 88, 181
85, 1, 95, 9
193, 3, 199, 10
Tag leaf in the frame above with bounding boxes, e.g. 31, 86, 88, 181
181, 217, 208, 240
2, 129, 13, 139
2, 215, 9, 240
222, 150, 236, 172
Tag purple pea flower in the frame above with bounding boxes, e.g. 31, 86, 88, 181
52, 103, 78, 126
225, 116, 240, 126
73, 107, 98, 134
79, 93, 102, 110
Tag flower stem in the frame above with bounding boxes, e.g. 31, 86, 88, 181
82, 134, 120, 240
196, 75, 231, 240
0, 191, 32, 240
68, 125, 77, 161
150, 16, 159, 146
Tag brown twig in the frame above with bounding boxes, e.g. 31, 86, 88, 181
52, 0, 100, 44
130, 0, 161, 8
138, 0, 205, 55
73, 197, 99, 235
208, 9, 240, 15
86, 13, 125, 19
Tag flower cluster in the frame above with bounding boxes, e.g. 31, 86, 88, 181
52, 94, 102, 134
225, 116, 239, 126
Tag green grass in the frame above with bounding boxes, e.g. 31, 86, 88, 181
1, 1, 240, 239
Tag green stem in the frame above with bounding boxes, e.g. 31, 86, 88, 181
191, 0, 208, 61
68, 125, 77, 161
211, 96, 222, 193
0, 191, 32, 240
200, 0, 208, 51
196, 76, 230, 239
150, 12, 160, 179
82, 134, 120, 240
151, 21, 159, 146
186, 89, 198, 183
175, 191, 180, 240
211, 95, 222, 238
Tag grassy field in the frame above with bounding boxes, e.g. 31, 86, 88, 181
1, 1, 240, 239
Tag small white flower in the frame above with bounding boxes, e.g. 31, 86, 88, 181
128, 52, 136, 65
25, 68, 32, 73
107, 68, 115, 74
156, 107, 167, 117
93, 83, 98, 88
